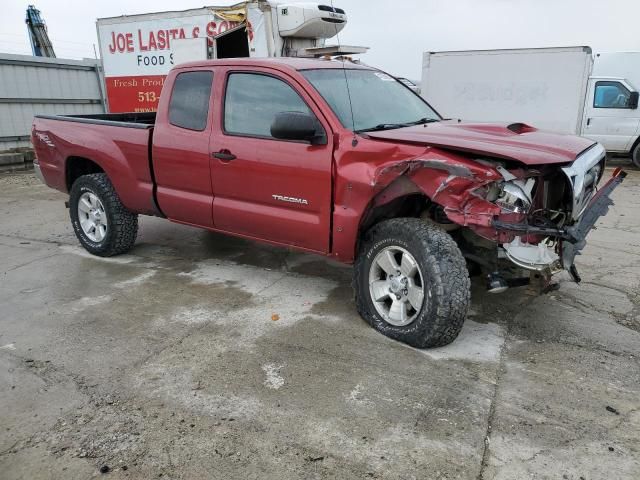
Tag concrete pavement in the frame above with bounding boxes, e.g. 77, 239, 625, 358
1, 170, 639, 479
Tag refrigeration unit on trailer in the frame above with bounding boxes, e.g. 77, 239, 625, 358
96, 1, 365, 113
421, 47, 640, 167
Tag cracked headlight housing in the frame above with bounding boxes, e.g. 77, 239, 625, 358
484, 178, 536, 214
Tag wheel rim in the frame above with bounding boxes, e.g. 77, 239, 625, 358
77, 192, 108, 243
368, 246, 425, 327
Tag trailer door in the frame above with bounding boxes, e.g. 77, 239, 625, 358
214, 25, 250, 59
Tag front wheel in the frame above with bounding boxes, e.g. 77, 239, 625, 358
632, 143, 640, 169
69, 173, 138, 257
354, 218, 470, 348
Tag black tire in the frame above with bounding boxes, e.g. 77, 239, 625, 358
69, 173, 138, 257
354, 218, 470, 348
632, 143, 640, 169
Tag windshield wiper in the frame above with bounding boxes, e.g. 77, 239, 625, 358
356, 123, 408, 133
408, 117, 440, 126
356, 118, 440, 133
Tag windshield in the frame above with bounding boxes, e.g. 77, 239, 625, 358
301, 69, 440, 132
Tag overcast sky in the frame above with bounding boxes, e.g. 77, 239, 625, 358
2, 0, 639, 79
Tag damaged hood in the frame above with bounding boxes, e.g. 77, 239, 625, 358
365, 121, 596, 166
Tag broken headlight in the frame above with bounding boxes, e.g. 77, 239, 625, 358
484, 178, 536, 214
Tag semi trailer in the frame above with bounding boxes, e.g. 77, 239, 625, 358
96, 1, 365, 112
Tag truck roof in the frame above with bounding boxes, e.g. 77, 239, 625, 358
96, 4, 246, 24
424, 46, 592, 55
173, 57, 373, 72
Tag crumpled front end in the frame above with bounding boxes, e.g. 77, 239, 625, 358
368, 142, 625, 284
490, 143, 625, 282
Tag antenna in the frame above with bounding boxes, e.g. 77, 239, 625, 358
329, 0, 358, 146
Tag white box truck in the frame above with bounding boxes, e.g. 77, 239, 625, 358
96, 1, 365, 112
421, 47, 640, 167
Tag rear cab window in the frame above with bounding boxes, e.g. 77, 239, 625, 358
169, 71, 214, 131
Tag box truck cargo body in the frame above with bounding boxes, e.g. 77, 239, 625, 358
96, 1, 358, 112
421, 47, 640, 167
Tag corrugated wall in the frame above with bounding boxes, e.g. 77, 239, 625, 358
0, 53, 106, 151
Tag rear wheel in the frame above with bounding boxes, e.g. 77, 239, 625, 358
354, 218, 470, 348
632, 143, 640, 169
69, 173, 138, 256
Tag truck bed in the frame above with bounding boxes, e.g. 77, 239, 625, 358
32, 113, 156, 215
35, 112, 156, 129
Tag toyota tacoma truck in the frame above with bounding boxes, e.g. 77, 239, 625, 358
32, 58, 626, 348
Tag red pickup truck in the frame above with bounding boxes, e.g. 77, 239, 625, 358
32, 57, 625, 348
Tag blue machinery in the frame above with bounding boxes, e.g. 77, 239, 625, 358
26, 5, 56, 58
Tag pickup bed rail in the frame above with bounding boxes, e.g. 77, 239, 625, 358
35, 112, 155, 129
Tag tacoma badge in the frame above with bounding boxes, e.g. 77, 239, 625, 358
272, 194, 309, 205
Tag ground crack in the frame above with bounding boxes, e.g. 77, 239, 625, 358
4, 252, 61, 273
477, 320, 509, 479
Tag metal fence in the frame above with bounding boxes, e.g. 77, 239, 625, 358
0, 53, 106, 151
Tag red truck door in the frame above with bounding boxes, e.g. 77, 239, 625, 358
152, 69, 215, 227
209, 68, 334, 253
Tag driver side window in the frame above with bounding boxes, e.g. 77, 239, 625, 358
594, 81, 632, 109
224, 72, 314, 138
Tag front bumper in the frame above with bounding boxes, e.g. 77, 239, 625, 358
493, 168, 627, 281
561, 169, 626, 280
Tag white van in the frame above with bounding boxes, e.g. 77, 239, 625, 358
421, 47, 640, 167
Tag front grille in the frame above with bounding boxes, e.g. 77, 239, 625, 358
561, 144, 606, 221
318, 5, 345, 14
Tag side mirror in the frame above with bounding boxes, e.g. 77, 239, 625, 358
271, 112, 326, 144
629, 91, 639, 109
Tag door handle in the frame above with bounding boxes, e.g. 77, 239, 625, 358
212, 150, 236, 162
586, 118, 591, 126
